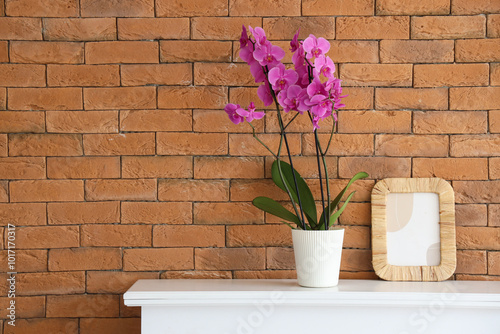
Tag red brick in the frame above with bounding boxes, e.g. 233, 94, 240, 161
17, 271, 84, 295
0, 157, 45, 179
454, 181, 500, 204
0, 17, 42, 40
456, 227, 500, 250
194, 157, 264, 179
450, 87, 500, 110
86, 41, 158, 64
336, 16, 409, 40
456, 204, 487, 226
47, 157, 119, 179
263, 17, 334, 40
0, 181, 6, 201
82, 225, 151, 247
380, 40, 454, 63
194, 202, 264, 224
80, 318, 141, 334
158, 179, 229, 202
84, 87, 156, 110
9, 133, 82, 157
489, 15, 500, 38
338, 110, 411, 134
375, 88, 448, 110
342, 87, 374, 109
192, 17, 262, 40
124, 248, 193, 271
329, 41, 379, 63
489, 252, 500, 275
302, 134, 374, 156
122, 156, 192, 178
157, 132, 228, 155
302, 0, 373, 15
339, 203, 371, 226
8, 87, 83, 110
161, 271, 232, 279
157, 0, 227, 16
10, 41, 83, 64
456, 39, 500, 62
195, 247, 266, 270
0, 64, 45, 87
229, 133, 301, 156
340, 271, 379, 279
343, 225, 371, 248
121, 64, 191, 86
0, 296, 45, 318
10, 180, 84, 202
229, 0, 299, 16
451, 135, 500, 157
4, 318, 78, 334
264, 156, 337, 179
0, 111, 45, 133
456, 250, 487, 274
194, 63, 255, 86
229, 179, 290, 202
120, 109, 191, 132
376, 134, 450, 157
0, 42, 8, 62
46, 110, 118, 134
341, 249, 373, 271
233, 270, 296, 279
154, 225, 225, 247
414, 111, 487, 134
47, 64, 119, 87
340, 64, 412, 87
5, 0, 78, 17
310, 179, 373, 202
85, 179, 157, 201
50, 247, 121, 271
160, 41, 232, 62
158, 86, 227, 109
492, 158, 500, 179
43, 18, 116, 41
0, 203, 46, 226
266, 247, 294, 269
227, 224, 291, 247
492, 64, 500, 86
456, 274, 500, 281
122, 201, 192, 225
452, 0, 500, 14
81, 0, 153, 17
83, 133, 155, 156
48, 201, 120, 225
193, 109, 262, 133
46, 294, 119, 318
491, 110, 500, 133
413, 158, 488, 180
118, 18, 188, 40
86, 271, 159, 294
0, 249, 47, 272
415, 64, 489, 88
377, 0, 448, 15
229, 87, 275, 110
13, 225, 79, 249
339, 157, 410, 179
412, 16, 486, 39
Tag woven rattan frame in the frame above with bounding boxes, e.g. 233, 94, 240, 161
372, 178, 456, 281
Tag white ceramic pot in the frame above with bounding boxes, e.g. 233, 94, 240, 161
292, 228, 344, 288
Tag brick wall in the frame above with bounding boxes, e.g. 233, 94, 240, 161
1, 0, 499, 332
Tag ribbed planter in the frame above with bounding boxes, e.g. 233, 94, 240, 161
292, 228, 344, 288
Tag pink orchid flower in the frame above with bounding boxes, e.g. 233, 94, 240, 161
224, 103, 245, 125
278, 85, 305, 113
257, 84, 274, 106
237, 102, 265, 122
290, 29, 300, 52
268, 64, 299, 92
253, 42, 285, 67
240, 25, 249, 48
313, 56, 335, 80
250, 61, 266, 83
303, 34, 330, 59
249, 26, 267, 46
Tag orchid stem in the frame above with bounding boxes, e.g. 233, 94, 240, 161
314, 130, 328, 230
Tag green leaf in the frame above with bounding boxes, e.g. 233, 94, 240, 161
252, 196, 301, 226
271, 160, 317, 228
318, 191, 356, 229
319, 171, 369, 227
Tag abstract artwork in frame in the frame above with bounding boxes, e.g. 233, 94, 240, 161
371, 178, 456, 281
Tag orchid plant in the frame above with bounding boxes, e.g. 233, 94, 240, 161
225, 26, 368, 230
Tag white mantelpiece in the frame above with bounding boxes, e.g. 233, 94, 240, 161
124, 279, 500, 334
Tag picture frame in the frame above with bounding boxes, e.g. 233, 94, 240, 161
371, 178, 456, 281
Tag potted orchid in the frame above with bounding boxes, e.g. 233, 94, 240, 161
225, 26, 368, 287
